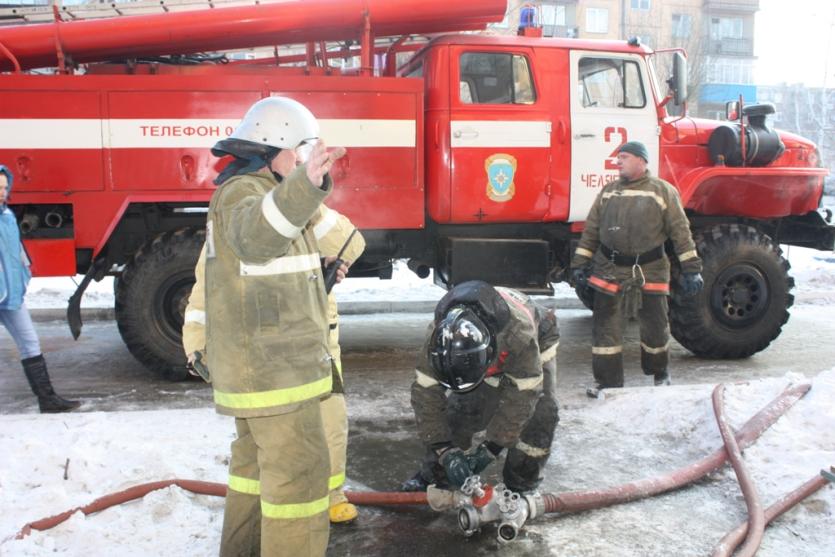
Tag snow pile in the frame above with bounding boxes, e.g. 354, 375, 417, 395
1, 372, 832, 556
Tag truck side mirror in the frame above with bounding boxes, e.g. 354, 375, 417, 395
725, 100, 740, 121
671, 52, 687, 106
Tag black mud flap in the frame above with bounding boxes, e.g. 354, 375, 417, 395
67, 259, 106, 340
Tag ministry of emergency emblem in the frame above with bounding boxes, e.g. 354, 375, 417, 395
485, 153, 517, 202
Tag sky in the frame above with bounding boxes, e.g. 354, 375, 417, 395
754, 0, 835, 87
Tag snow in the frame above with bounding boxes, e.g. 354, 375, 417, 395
0, 372, 832, 556
3, 250, 832, 555
23, 247, 835, 310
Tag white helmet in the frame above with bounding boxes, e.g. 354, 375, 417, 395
230, 97, 319, 151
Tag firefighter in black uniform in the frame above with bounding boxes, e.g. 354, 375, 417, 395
401, 280, 560, 494
570, 141, 703, 397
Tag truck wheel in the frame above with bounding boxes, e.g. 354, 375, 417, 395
670, 225, 794, 359
115, 228, 205, 380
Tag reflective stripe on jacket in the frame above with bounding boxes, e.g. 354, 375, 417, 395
205, 166, 332, 418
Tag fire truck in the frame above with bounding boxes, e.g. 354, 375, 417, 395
1, 0, 831, 379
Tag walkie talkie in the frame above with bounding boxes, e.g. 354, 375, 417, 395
323, 229, 358, 294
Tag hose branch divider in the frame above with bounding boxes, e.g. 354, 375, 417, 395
13, 382, 821, 546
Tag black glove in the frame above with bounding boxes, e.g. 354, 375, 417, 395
679, 272, 704, 297
467, 441, 503, 476
571, 267, 590, 289
438, 447, 471, 489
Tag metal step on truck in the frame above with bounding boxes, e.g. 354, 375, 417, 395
1, 0, 831, 379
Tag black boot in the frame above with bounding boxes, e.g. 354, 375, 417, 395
22, 355, 80, 413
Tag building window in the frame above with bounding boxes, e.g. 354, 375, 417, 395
711, 17, 743, 39
578, 57, 646, 109
586, 7, 609, 34
631, 0, 650, 10
459, 52, 536, 105
672, 14, 692, 38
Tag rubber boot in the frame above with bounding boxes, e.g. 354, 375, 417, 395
22, 355, 80, 413
654, 371, 671, 386
329, 501, 358, 523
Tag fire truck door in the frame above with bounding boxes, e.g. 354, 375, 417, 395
448, 47, 551, 223
568, 50, 659, 222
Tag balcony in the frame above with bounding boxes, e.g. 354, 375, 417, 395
709, 38, 753, 56
704, 0, 760, 14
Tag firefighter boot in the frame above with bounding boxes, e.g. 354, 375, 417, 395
22, 355, 80, 413
654, 371, 671, 386
329, 501, 358, 523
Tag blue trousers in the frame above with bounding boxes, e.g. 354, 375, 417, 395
0, 304, 42, 359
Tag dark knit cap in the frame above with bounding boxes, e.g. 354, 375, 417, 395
618, 141, 649, 162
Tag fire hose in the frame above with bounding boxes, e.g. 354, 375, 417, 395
14, 382, 832, 551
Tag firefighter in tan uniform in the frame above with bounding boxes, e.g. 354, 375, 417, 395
200, 96, 347, 557
183, 206, 365, 524
401, 281, 560, 494
570, 141, 703, 397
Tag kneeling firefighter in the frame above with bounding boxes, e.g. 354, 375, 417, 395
402, 280, 560, 494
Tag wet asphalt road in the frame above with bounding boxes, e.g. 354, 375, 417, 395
2, 305, 834, 555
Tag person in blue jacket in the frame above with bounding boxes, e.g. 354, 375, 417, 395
1, 165, 79, 413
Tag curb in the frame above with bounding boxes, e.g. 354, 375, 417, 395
29, 297, 588, 323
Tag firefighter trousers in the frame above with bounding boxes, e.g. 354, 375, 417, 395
323, 323, 348, 506
591, 291, 669, 388
440, 356, 560, 493
220, 400, 330, 557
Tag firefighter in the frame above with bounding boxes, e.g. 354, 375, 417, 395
401, 280, 560, 494
570, 141, 703, 397
183, 208, 365, 524
0, 165, 80, 413
202, 96, 346, 557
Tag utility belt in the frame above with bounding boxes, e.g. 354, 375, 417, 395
600, 244, 665, 266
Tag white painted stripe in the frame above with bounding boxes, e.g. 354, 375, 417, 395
678, 249, 698, 261
0, 118, 416, 149
484, 376, 501, 388
592, 345, 623, 355
602, 190, 667, 210
415, 369, 440, 388
261, 192, 302, 239
184, 309, 206, 325
640, 341, 670, 355
515, 440, 549, 458
313, 207, 339, 240
451, 120, 551, 148
575, 247, 594, 259
240, 253, 320, 277
540, 341, 559, 363
0, 119, 103, 149
505, 374, 543, 391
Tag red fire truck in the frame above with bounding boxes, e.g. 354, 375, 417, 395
1, 0, 831, 379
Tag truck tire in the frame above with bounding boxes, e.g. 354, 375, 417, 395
115, 227, 205, 380
670, 224, 794, 359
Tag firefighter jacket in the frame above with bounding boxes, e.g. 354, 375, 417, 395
205, 166, 334, 418
570, 171, 702, 295
0, 168, 31, 311
182, 207, 365, 360
411, 286, 560, 449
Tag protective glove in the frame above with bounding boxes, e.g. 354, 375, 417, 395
467, 441, 504, 476
679, 272, 704, 297
438, 447, 472, 489
571, 267, 590, 289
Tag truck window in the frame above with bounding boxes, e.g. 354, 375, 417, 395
459, 52, 536, 105
578, 57, 645, 109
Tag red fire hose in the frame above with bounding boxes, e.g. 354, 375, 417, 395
15, 382, 827, 549
711, 384, 765, 557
